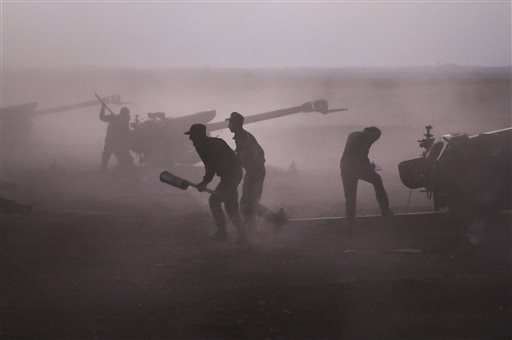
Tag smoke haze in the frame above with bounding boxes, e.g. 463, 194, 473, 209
3, 2, 511, 68
2, 5, 512, 338
2, 66, 510, 214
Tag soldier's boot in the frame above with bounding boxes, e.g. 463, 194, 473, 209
273, 208, 288, 233
231, 215, 248, 244
100, 150, 111, 171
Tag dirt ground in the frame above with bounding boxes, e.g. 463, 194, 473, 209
2, 66, 511, 339
1, 180, 511, 339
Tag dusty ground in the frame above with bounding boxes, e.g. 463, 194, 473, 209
2, 66, 511, 339
1, 181, 510, 339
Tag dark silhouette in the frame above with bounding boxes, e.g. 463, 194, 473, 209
126, 100, 344, 167
340, 127, 393, 227
185, 123, 247, 242
226, 112, 286, 233
99, 105, 134, 172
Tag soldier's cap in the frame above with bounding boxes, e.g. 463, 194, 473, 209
184, 123, 207, 137
225, 111, 244, 124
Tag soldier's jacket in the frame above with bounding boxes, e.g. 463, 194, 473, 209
340, 131, 374, 171
233, 129, 265, 173
100, 110, 131, 149
194, 137, 242, 184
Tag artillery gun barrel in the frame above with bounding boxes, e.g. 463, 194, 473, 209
31, 95, 122, 117
242, 106, 312, 125
0, 95, 123, 118
0, 102, 38, 116
206, 100, 347, 132
33, 99, 102, 116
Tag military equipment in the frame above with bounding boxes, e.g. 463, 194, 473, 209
398, 126, 512, 211
160, 170, 214, 194
1, 95, 124, 146
94, 93, 117, 115
131, 99, 347, 165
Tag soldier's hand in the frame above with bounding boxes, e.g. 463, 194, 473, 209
196, 182, 207, 192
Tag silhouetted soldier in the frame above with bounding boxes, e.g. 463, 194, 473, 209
226, 112, 286, 233
340, 126, 393, 228
99, 105, 134, 172
185, 123, 247, 242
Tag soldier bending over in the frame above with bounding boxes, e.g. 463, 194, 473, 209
340, 126, 393, 229
185, 123, 247, 242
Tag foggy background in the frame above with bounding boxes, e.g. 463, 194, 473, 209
3, 4, 512, 339
1, 2, 511, 216
3, 2, 511, 68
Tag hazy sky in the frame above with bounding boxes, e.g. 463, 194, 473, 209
2, 1, 511, 68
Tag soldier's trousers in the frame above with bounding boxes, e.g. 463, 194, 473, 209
101, 144, 134, 171
241, 169, 276, 227
100, 145, 114, 171
240, 170, 265, 222
341, 164, 390, 223
209, 174, 246, 238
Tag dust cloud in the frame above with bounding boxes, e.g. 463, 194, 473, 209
1, 66, 511, 215
2, 67, 511, 339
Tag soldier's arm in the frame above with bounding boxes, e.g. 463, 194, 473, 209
196, 146, 215, 185
235, 134, 249, 163
202, 163, 215, 185
99, 105, 112, 122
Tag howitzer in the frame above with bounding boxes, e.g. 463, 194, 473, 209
160, 171, 214, 194
398, 126, 512, 211
1, 94, 125, 146
131, 99, 347, 166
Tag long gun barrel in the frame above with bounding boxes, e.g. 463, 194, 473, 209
31, 95, 123, 117
205, 99, 347, 132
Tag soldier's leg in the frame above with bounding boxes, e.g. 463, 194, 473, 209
341, 171, 358, 224
114, 149, 135, 173
246, 171, 279, 225
359, 167, 391, 215
255, 203, 287, 233
240, 177, 257, 222
241, 173, 263, 234
223, 179, 247, 241
255, 203, 273, 222
101, 145, 113, 171
251, 172, 265, 217
209, 183, 228, 238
